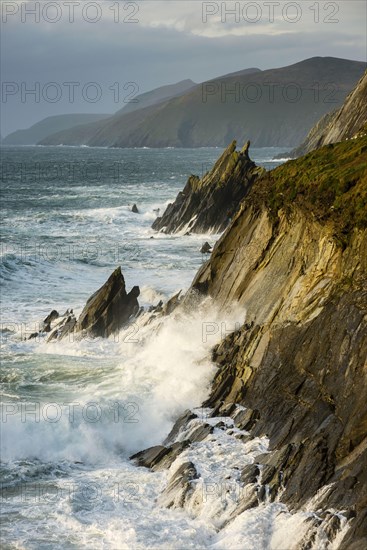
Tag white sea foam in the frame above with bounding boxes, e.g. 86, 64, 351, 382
1, 298, 246, 463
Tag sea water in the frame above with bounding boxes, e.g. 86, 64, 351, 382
1, 145, 336, 550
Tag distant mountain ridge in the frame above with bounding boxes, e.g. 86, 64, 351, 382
39, 57, 367, 148
2, 114, 110, 145
116, 79, 197, 116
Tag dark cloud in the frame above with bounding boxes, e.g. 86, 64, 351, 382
1, 0, 365, 136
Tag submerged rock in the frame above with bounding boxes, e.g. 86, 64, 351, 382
28, 309, 60, 339
152, 140, 265, 234
148, 300, 163, 313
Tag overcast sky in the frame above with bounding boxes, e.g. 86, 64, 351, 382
1, 0, 366, 136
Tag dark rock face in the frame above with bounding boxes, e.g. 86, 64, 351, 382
200, 242, 212, 254
161, 290, 182, 316
28, 309, 60, 339
75, 267, 140, 338
152, 141, 264, 234
205, 291, 367, 533
164, 409, 198, 445
184, 138, 367, 545
130, 441, 190, 472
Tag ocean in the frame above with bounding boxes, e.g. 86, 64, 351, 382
0, 145, 326, 550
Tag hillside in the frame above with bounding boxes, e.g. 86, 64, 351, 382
40, 57, 366, 148
290, 70, 367, 157
2, 114, 110, 145
115, 79, 197, 116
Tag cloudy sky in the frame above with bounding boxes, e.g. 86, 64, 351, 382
1, 0, 366, 136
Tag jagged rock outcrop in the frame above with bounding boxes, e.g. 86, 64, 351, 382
39, 58, 366, 148
75, 267, 140, 338
134, 136, 367, 548
152, 141, 264, 234
46, 267, 140, 341
289, 70, 367, 157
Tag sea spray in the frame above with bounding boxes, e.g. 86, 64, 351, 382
1, 297, 246, 463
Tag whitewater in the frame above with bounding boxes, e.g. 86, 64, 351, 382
1, 145, 342, 550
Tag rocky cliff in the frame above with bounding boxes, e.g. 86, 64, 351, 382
134, 135, 367, 548
289, 70, 367, 157
152, 140, 264, 234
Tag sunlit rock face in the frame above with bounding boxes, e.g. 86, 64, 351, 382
136, 134, 367, 548
152, 140, 265, 234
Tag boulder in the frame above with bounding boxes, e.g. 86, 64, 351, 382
132, 204, 139, 214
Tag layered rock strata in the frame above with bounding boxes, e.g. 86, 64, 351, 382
152, 141, 264, 234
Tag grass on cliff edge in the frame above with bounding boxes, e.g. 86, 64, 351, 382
258, 135, 367, 244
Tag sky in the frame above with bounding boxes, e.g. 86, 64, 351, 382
1, 0, 366, 136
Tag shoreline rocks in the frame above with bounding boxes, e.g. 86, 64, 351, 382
152, 140, 265, 234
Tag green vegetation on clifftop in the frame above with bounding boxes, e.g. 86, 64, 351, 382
256, 136, 367, 243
